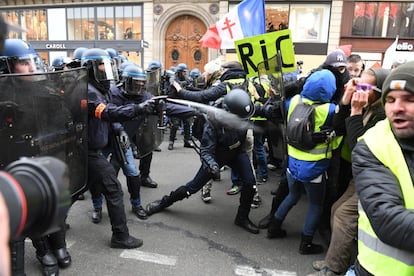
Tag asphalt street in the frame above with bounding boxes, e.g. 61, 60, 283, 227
22, 131, 326, 276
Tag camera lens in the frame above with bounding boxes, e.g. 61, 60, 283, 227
0, 156, 71, 239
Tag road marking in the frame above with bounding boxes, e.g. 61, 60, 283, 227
120, 250, 177, 266
235, 265, 297, 276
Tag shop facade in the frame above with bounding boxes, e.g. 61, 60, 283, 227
2, 1, 414, 71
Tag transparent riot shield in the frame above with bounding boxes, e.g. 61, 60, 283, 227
0, 68, 88, 200
132, 115, 163, 158
146, 67, 162, 96
257, 54, 288, 167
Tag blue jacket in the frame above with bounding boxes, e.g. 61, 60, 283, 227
286, 69, 337, 182
87, 83, 138, 150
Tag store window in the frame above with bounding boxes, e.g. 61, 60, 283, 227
115, 6, 142, 40
253, 3, 330, 43
352, 2, 414, 38
66, 5, 142, 41
288, 4, 330, 43
67, 7, 95, 40
97, 7, 114, 40
2, 10, 48, 40
266, 5, 289, 33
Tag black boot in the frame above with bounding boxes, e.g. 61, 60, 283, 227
91, 208, 102, 224
11, 239, 26, 276
234, 186, 259, 234
299, 233, 324, 255
234, 207, 260, 234
258, 192, 284, 229
126, 176, 147, 220
267, 217, 287, 239
146, 186, 190, 215
48, 227, 71, 269
32, 237, 59, 276
53, 248, 71, 269
259, 177, 289, 228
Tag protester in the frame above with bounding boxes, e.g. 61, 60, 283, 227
267, 69, 342, 255
309, 68, 389, 275
352, 61, 414, 275
346, 54, 365, 78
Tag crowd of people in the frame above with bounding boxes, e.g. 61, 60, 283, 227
0, 31, 413, 276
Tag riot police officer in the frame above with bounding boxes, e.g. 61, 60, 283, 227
50, 56, 72, 71
82, 48, 154, 249
90, 64, 155, 222
146, 89, 260, 234
67, 46, 87, 68
0, 39, 72, 276
168, 62, 194, 150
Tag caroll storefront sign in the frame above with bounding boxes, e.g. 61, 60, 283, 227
45, 43, 66, 49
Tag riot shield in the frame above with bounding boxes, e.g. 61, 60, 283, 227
146, 67, 162, 96
257, 54, 288, 167
132, 115, 163, 158
0, 68, 88, 200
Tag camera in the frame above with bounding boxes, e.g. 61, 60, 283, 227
0, 156, 71, 240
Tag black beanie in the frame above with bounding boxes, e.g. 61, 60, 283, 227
369, 68, 391, 91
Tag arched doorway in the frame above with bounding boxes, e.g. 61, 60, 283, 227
165, 15, 208, 72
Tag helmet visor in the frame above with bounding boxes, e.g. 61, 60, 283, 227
14, 54, 45, 73
92, 58, 118, 82
125, 77, 146, 95
146, 67, 161, 95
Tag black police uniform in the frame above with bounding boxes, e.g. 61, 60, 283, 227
87, 82, 146, 247
146, 117, 259, 234
168, 72, 195, 149
110, 85, 195, 186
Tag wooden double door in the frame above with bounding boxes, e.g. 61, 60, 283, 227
165, 15, 208, 72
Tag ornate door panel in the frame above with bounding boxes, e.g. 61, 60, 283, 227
165, 15, 207, 72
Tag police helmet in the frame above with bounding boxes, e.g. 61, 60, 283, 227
81, 48, 118, 83
73, 47, 87, 61
118, 61, 136, 80
190, 68, 201, 79
176, 63, 188, 72
51, 56, 73, 71
176, 63, 188, 81
223, 88, 255, 119
68, 47, 88, 68
122, 64, 147, 95
105, 48, 121, 68
0, 39, 45, 74
146, 60, 162, 72
118, 54, 128, 64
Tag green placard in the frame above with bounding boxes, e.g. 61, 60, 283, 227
235, 29, 296, 78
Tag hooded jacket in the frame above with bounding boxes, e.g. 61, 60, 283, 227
286, 69, 338, 182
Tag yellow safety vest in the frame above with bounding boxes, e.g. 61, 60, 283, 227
287, 94, 342, 161
357, 119, 414, 276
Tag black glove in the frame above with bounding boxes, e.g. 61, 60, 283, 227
209, 163, 220, 181
311, 131, 329, 144
130, 143, 140, 159
311, 127, 335, 144
135, 99, 156, 115
118, 130, 130, 150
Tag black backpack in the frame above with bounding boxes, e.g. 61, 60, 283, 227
286, 96, 320, 151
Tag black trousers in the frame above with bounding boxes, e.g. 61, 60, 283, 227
88, 150, 129, 239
